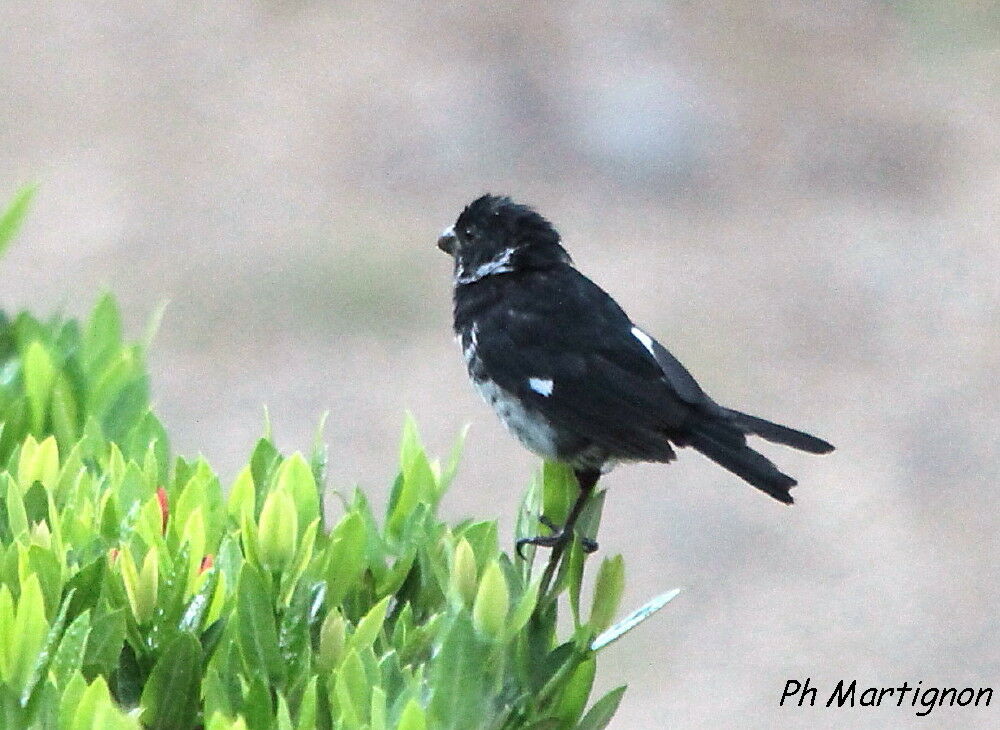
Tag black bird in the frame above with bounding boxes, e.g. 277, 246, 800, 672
438, 194, 833, 556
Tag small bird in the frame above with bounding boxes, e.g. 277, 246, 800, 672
438, 194, 833, 555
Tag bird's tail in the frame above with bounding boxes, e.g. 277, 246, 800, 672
724, 409, 834, 454
685, 426, 797, 503
684, 411, 833, 504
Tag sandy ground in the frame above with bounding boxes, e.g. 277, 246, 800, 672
2, 2, 997, 727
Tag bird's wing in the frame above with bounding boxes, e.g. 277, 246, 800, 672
474, 270, 704, 460
641, 331, 710, 406
568, 271, 714, 408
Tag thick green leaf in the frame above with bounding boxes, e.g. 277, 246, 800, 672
9, 573, 48, 694
296, 676, 318, 730
428, 613, 490, 730
506, 576, 541, 639
202, 667, 232, 724
100, 370, 149, 444
236, 563, 285, 685
140, 631, 203, 730
63, 558, 105, 622
277, 693, 294, 730
21, 544, 62, 619
458, 521, 498, 569
349, 596, 390, 653
58, 671, 87, 729
589, 554, 625, 635
387, 416, 438, 541
278, 580, 314, 676
50, 374, 80, 448
74, 675, 141, 730
577, 685, 627, 730
396, 699, 427, 730
82, 293, 124, 374
24, 341, 56, 433
333, 649, 368, 725
82, 609, 125, 677
243, 674, 274, 730
4, 473, 28, 539
324, 512, 366, 606
125, 410, 170, 483
249, 437, 281, 514
370, 685, 387, 730
20, 584, 74, 704
47, 609, 91, 689
553, 656, 596, 727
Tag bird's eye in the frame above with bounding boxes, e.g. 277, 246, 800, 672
464, 227, 475, 240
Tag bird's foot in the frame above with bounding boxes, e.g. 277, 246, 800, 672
516, 515, 598, 559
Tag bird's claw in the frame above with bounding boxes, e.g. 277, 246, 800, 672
515, 514, 598, 559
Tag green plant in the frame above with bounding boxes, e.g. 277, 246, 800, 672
0, 189, 678, 729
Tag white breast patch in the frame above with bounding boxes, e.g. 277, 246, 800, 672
471, 377, 560, 461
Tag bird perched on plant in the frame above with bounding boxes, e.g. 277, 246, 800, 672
438, 194, 833, 558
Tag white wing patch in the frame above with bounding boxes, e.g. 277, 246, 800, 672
528, 377, 554, 397
631, 326, 656, 357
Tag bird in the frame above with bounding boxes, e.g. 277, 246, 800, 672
438, 194, 833, 559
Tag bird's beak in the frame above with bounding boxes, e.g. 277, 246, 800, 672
437, 225, 456, 255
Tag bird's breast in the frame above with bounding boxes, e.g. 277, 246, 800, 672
454, 319, 557, 460
469, 373, 561, 462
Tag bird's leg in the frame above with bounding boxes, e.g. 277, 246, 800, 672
531, 514, 598, 554
516, 468, 600, 555
517, 468, 600, 598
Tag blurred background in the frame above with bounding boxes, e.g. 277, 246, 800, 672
2, 1, 997, 727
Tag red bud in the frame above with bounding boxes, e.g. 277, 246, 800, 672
156, 486, 169, 534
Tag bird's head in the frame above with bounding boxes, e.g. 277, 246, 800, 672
437, 195, 572, 284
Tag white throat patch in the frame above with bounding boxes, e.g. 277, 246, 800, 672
456, 247, 517, 285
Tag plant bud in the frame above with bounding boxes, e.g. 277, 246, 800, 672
258, 489, 298, 571
17, 434, 59, 490
449, 537, 477, 609
318, 608, 346, 672
136, 546, 159, 625
120, 546, 158, 625
472, 560, 509, 641
155, 486, 169, 534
